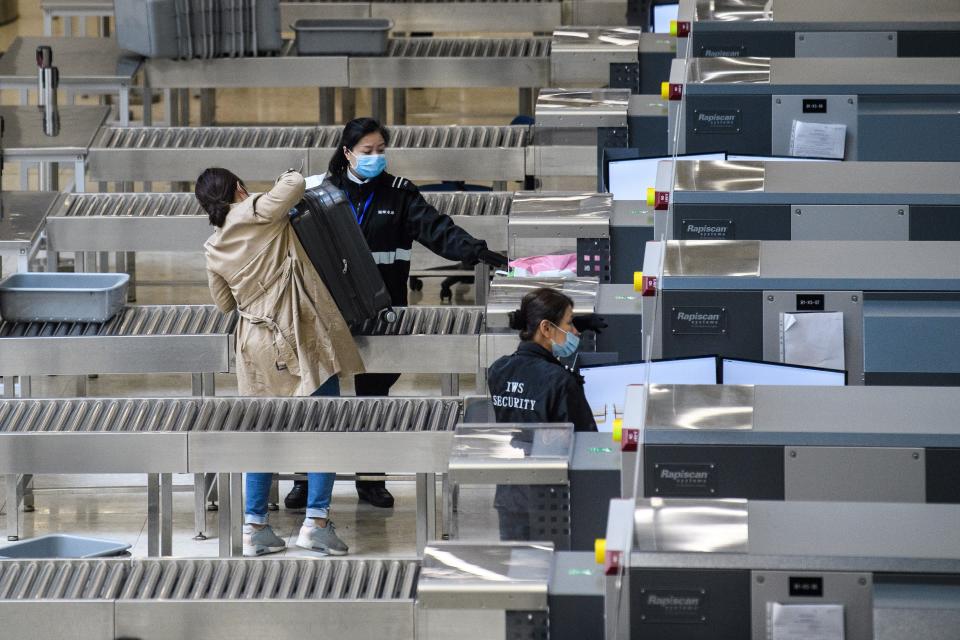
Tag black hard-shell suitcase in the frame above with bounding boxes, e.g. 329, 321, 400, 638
289, 181, 396, 325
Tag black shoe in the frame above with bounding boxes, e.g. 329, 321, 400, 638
357, 485, 394, 508
285, 480, 307, 511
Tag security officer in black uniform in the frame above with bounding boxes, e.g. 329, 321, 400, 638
287, 117, 508, 510
487, 287, 605, 539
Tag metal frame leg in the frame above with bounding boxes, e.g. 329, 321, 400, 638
160, 474, 173, 556
74, 156, 86, 192
126, 252, 137, 301
392, 88, 407, 125
474, 263, 490, 307
193, 474, 208, 540
371, 89, 388, 125
440, 374, 459, 397
5, 474, 20, 541
318, 88, 336, 125
38, 162, 55, 192
164, 88, 175, 126
119, 86, 130, 127
341, 88, 356, 122
415, 472, 438, 555
47, 248, 59, 273
18, 376, 31, 400
199, 88, 216, 126
147, 473, 160, 556
20, 473, 33, 513
269, 476, 279, 511
179, 89, 190, 126
218, 473, 242, 557
519, 88, 535, 117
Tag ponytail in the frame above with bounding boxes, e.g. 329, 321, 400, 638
509, 288, 574, 341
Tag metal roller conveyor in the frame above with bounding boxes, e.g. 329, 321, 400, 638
0, 557, 419, 639
281, 0, 563, 33
86, 126, 316, 182
87, 124, 530, 183
0, 396, 464, 554
309, 124, 530, 182
142, 36, 549, 99
348, 37, 551, 90
45, 191, 511, 256
351, 307, 484, 381
0, 305, 235, 380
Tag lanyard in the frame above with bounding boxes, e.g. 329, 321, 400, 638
348, 193, 375, 226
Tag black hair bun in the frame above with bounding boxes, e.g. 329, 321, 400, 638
507, 310, 525, 331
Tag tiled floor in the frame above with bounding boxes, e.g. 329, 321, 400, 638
0, 3, 503, 558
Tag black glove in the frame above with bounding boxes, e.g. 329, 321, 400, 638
573, 314, 608, 335
478, 249, 509, 269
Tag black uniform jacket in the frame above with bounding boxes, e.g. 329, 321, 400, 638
327, 171, 489, 306
487, 342, 598, 432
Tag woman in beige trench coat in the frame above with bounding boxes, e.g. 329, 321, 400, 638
197, 167, 364, 557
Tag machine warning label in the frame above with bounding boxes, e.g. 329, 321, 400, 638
680, 219, 736, 240
670, 307, 727, 335
637, 588, 708, 624
692, 109, 741, 134
652, 463, 718, 497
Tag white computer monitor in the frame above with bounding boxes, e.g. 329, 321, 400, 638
721, 358, 847, 386
581, 356, 720, 431
653, 3, 679, 33
608, 153, 726, 201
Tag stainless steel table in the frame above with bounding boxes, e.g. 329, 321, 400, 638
0, 191, 60, 278
0, 105, 111, 192
0, 37, 141, 127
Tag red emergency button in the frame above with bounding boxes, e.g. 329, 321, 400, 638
660, 81, 683, 101
670, 20, 690, 37
604, 549, 623, 576
640, 275, 658, 297
654, 190, 670, 210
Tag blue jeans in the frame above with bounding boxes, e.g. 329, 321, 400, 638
244, 376, 340, 524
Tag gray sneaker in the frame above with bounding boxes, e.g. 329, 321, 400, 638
243, 524, 287, 557
296, 520, 349, 556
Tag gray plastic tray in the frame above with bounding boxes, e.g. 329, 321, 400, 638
0, 272, 129, 323
293, 18, 393, 56
0, 534, 130, 559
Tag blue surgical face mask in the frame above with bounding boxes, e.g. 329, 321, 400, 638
350, 151, 387, 179
550, 322, 580, 359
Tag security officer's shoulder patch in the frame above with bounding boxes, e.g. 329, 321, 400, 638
390, 176, 417, 192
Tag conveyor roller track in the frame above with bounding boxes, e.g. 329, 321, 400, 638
386, 37, 550, 58
0, 558, 419, 601
0, 305, 236, 338
56, 191, 511, 218
350, 306, 485, 336
0, 397, 462, 433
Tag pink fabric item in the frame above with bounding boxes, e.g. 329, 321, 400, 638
508, 253, 578, 276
